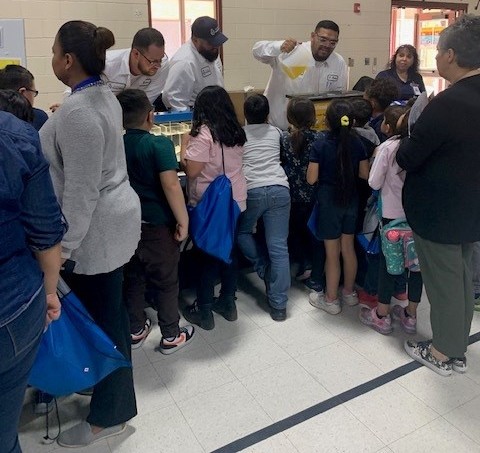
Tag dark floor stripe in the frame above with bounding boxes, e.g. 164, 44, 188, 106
212, 331, 480, 453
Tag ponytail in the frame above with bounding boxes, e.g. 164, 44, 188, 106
335, 115, 355, 206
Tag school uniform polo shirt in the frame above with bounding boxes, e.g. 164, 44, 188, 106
123, 129, 179, 226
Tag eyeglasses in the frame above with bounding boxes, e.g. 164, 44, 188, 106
135, 48, 164, 67
314, 33, 338, 46
25, 88, 39, 97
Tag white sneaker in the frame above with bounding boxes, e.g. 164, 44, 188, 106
341, 290, 359, 307
309, 292, 341, 315
309, 290, 325, 309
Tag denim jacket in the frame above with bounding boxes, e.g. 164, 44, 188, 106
0, 112, 65, 327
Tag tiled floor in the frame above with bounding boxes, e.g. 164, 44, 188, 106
18, 271, 480, 452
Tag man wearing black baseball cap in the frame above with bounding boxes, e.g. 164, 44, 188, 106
162, 16, 228, 111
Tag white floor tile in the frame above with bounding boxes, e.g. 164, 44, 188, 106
56, 441, 111, 453
296, 342, 384, 394
397, 366, 480, 415
240, 359, 331, 422
444, 395, 480, 444
389, 417, 480, 453
285, 405, 385, 453
307, 304, 369, 341
263, 312, 340, 358
177, 380, 272, 451
131, 347, 149, 369
107, 404, 204, 453
17, 270, 480, 453
132, 363, 175, 416
152, 344, 236, 402
240, 433, 299, 452
211, 328, 291, 379
461, 341, 480, 385
343, 328, 411, 373
345, 381, 438, 445
195, 309, 260, 345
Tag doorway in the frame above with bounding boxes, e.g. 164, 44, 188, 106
390, 1, 467, 94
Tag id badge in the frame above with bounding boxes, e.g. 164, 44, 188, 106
412, 84, 421, 96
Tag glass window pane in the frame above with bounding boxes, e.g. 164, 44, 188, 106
184, 0, 215, 41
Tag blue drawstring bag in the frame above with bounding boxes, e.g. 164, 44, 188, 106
28, 278, 131, 397
356, 193, 381, 255
188, 174, 240, 263
187, 144, 240, 263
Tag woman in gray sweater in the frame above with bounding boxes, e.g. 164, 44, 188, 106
40, 20, 141, 447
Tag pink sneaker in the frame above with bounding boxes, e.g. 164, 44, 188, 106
392, 305, 417, 334
359, 307, 393, 335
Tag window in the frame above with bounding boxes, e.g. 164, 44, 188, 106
150, 0, 218, 57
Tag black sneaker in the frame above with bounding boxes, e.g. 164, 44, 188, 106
303, 278, 323, 293
182, 301, 201, 325
159, 325, 195, 355
131, 318, 152, 349
183, 301, 214, 330
212, 295, 238, 321
270, 307, 287, 322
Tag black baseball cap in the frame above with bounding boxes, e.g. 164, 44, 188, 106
191, 16, 228, 47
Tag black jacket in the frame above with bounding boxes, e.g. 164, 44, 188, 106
397, 74, 480, 244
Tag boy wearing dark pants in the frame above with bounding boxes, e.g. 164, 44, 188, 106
117, 89, 194, 353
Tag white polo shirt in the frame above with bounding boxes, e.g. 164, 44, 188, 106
101, 48, 169, 103
253, 41, 348, 130
162, 40, 224, 111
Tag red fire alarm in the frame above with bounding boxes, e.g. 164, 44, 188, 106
354, 2, 361, 13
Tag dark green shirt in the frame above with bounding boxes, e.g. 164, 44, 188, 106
124, 129, 178, 226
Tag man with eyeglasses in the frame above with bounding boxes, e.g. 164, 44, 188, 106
162, 16, 228, 111
253, 20, 347, 130
102, 27, 168, 107
50, 28, 169, 112
0, 64, 48, 131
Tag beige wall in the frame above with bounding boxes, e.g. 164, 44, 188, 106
1, 0, 150, 110
0, 0, 478, 111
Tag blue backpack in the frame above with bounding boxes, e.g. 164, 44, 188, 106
188, 145, 240, 263
29, 278, 131, 396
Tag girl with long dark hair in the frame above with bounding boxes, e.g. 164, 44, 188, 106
182, 85, 247, 331
306, 100, 369, 314
281, 97, 323, 286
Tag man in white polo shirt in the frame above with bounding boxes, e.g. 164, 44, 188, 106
162, 16, 227, 111
103, 27, 168, 104
253, 20, 347, 130
51, 28, 168, 111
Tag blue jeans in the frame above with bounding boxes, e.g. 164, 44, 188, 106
238, 185, 291, 309
0, 287, 45, 453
